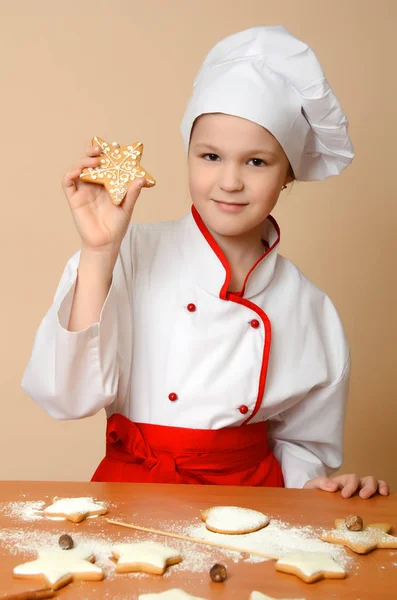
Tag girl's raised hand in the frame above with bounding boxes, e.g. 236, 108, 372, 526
62, 143, 145, 254
303, 474, 390, 498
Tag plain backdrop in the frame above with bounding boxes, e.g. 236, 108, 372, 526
1, 0, 396, 488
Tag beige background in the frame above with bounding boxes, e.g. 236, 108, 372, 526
1, 1, 396, 487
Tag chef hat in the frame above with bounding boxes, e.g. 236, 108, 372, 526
180, 26, 355, 181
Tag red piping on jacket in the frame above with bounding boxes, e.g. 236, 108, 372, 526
191, 204, 280, 425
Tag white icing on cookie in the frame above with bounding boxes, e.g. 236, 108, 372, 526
43, 497, 107, 522
139, 590, 208, 600
202, 506, 269, 534
13, 548, 103, 588
112, 541, 182, 573
276, 551, 345, 577
79, 136, 155, 205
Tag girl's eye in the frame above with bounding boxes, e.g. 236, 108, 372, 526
202, 153, 220, 161
201, 154, 266, 167
249, 158, 266, 167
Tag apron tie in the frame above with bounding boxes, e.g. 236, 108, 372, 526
92, 413, 284, 487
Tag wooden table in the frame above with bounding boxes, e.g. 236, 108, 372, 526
0, 481, 396, 599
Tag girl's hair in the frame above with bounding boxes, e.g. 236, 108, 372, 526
287, 163, 296, 182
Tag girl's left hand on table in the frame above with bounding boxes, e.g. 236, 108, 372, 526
303, 474, 390, 498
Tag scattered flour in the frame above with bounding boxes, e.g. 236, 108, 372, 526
0, 500, 46, 521
0, 500, 356, 580
0, 528, 117, 578
0, 497, 112, 523
178, 518, 354, 570
0, 525, 240, 580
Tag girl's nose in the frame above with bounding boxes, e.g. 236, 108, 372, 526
218, 164, 244, 192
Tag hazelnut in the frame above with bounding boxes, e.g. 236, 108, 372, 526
58, 533, 74, 550
209, 563, 227, 582
345, 515, 363, 531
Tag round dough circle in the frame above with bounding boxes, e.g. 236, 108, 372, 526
201, 506, 270, 534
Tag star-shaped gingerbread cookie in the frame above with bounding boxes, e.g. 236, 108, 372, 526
275, 550, 346, 583
13, 548, 104, 590
80, 136, 156, 205
111, 541, 182, 575
321, 519, 397, 554
250, 593, 306, 600
139, 590, 208, 600
43, 496, 107, 523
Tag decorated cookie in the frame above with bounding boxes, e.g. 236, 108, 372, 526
275, 550, 346, 583
321, 519, 397, 554
43, 497, 107, 523
13, 548, 104, 590
201, 506, 269, 534
111, 541, 182, 575
139, 591, 208, 600
80, 136, 156, 205
250, 593, 306, 600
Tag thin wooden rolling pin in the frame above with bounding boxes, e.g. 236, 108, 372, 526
0, 589, 55, 599
106, 518, 279, 560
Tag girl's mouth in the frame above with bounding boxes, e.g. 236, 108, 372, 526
212, 199, 248, 212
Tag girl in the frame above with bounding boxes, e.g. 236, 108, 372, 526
22, 25, 389, 498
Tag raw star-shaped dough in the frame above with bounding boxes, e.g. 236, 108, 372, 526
275, 550, 346, 583
43, 496, 107, 523
321, 519, 397, 554
13, 548, 104, 590
80, 136, 156, 205
111, 541, 182, 575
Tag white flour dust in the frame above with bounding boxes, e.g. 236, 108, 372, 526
0, 500, 46, 521
0, 499, 356, 581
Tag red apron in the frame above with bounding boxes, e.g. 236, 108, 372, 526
92, 413, 284, 487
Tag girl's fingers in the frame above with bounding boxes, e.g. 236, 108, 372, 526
303, 476, 339, 491
305, 474, 391, 499
86, 144, 102, 157
63, 157, 98, 197
78, 155, 100, 170
359, 476, 390, 498
62, 167, 82, 200
378, 480, 391, 496
122, 177, 146, 216
359, 476, 376, 498
63, 142, 125, 203
320, 478, 340, 492
84, 142, 118, 156
340, 474, 360, 498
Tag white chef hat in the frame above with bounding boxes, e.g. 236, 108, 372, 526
180, 26, 355, 181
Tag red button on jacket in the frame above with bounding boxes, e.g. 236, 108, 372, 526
168, 393, 178, 402
187, 303, 196, 312
250, 319, 260, 329
239, 405, 249, 414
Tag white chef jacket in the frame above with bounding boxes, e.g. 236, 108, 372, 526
22, 207, 350, 488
